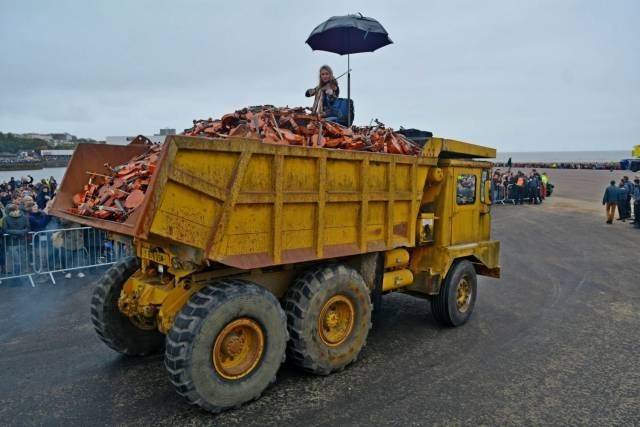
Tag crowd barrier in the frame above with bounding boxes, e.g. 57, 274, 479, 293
492, 184, 515, 205
1, 227, 133, 286
493, 183, 551, 205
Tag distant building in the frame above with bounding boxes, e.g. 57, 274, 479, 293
17, 151, 38, 160
40, 149, 75, 157
159, 128, 176, 136
21, 133, 54, 142
39, 149, 74, 166
50, 133, 75, 142
18, 132, 77, 143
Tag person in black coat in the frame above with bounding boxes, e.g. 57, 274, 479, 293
0, 187, 11, 207
49, 176, 58, 195
2, 204, 29, 274
27, 204, 51, 232
632, 178, 640, 227
35, 186, 51, 210
617, 180, 629, 221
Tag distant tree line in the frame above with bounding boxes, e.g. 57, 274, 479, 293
0, 132, 49, 153
0, 132, 81, 154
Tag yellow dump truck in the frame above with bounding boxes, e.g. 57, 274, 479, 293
51, 135, 500, 413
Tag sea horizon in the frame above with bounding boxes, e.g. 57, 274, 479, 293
495, 150, 629, 163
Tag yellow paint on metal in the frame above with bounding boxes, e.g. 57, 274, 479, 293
427, 167, 444, 183
409, 239, 501, 295
382, 269, 414, 291
109, 135, 501, 329
145, 137, 435, 269
384, 248, 410, 269
212, 318, 265, 380
119, 274, 169, 313
318, 295, 355, 346
456, 277, 472, 313
135, 135, 498, 276
156, 284, 203, 334
422, 138, 496, 159
118, 266, 207, 334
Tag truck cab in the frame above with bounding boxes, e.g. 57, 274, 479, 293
399, 139, 499, 303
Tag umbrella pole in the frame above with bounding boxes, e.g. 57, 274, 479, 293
347, 54, 351, 127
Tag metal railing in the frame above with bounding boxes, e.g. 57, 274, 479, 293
1, 227, 133, 286
493, 183, 550, 205
492, 184, 515, 205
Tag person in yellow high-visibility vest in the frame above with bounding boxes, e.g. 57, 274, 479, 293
540, 172, 549, 200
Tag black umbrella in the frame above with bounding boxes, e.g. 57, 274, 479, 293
306, 13, 393, 125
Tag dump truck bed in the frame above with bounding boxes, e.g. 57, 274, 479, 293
52, 136, 439, 269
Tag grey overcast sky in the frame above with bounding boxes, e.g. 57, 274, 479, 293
1, 0, 638, 151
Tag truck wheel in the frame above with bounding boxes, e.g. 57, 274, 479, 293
90, 256, 165, 356
283, 264, 372, 375
431, 260, 477, 326
165, 280, 287, 414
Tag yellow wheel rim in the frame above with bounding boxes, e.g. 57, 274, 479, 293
212, 318, 264, 380
318, 295, 355, 347
456, 277, 472, 313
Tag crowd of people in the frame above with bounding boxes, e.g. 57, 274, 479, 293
493, 161, 622, 170
0, 175, 62, 278
490, 169, 552, 205
602, 176, 640, 227
0, 175, 58, 228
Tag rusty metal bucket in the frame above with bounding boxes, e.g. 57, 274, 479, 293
49, 142, 167, 237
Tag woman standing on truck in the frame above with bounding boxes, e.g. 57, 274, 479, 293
305, 65, 340, 115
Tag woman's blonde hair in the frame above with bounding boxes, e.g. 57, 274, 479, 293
318, 65, 338, 89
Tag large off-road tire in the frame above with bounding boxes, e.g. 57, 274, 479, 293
283, 264, 372, 375
90, 256, 165, 356
431, 260, 477, 327
165, 279, 287, 414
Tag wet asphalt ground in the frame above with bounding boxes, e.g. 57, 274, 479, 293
0, 170, 638, 426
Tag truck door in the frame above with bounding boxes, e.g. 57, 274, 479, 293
451, 168, 479, 244
479, 168, 492, 241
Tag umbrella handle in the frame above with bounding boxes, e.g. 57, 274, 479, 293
335, 69, 352, 80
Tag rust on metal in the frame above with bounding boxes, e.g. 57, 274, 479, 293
65, 143, 162, 222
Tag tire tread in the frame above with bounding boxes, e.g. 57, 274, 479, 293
164, 279, 287, 414
90, 256, 164, 356
283, 264, 372, 375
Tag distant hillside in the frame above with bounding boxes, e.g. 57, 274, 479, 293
0, 132, 50, 153
0, 132, 101, 154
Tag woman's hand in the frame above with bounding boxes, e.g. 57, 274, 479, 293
305, 88, 317, 97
